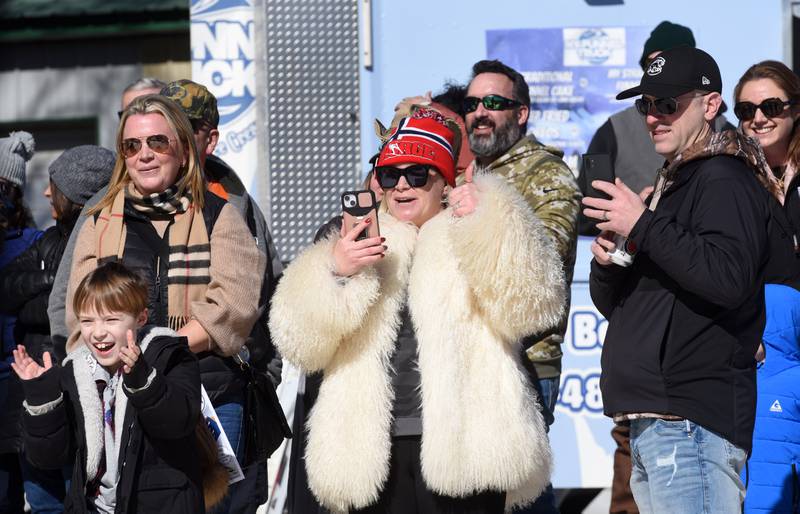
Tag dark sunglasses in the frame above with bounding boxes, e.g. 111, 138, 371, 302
375, 164, 430, 189
734, 98, 795, 121
120, 134, 174, 158
463, 94, 521, 114
634, 97, 683, 116
634, 93, 710, 117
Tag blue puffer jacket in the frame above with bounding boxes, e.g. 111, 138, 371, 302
744, 283, 800, 513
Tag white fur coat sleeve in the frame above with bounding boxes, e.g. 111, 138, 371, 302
268, 235, 382, 373
449, 173, 566, 342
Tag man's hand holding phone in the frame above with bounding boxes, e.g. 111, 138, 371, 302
333, 217, 386, 277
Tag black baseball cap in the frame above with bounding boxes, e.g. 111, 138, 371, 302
617, 45, 722, 100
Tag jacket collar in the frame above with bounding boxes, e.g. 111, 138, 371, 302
63, 326, 178, 480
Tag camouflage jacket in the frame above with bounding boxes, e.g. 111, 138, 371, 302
478, 135, 581, 378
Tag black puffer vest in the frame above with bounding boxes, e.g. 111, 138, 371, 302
99, 191, 246, 404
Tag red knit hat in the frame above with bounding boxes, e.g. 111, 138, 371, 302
376, 107, 458, 186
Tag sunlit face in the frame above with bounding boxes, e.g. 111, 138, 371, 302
123, 113, 185, 195
43, 182, 57, 220
737, 78, 798, 167
465, 73, 528, 160
644, 91, 716, 161
79, 307, 146, 373
383, 163, 446, 227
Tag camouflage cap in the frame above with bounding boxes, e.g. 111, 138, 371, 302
160, 79, 220, 128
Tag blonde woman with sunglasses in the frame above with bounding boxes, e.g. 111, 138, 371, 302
60, 97, 264, 502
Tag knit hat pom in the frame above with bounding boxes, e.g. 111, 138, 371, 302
8, 131, 35, 162
0, 130, 36, 188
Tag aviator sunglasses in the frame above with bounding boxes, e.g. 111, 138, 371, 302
734, 98, 795, 121
463, 94, 521, 114
375, 164, 430, 189
120, 134, 174, 158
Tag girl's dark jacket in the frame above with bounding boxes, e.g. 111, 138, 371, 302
21, 326, 203, 514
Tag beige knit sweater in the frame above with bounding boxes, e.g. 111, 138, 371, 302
64, 203, 265, 356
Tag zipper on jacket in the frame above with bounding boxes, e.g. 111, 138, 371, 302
155, 255, 162, 302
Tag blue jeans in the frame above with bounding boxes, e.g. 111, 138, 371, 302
209, 400, 245, 514
515, 376, 559, 514
629, 418, 746, 514
19, 454, 69, 514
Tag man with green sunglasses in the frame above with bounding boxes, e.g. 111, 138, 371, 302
465, 59, 581, 514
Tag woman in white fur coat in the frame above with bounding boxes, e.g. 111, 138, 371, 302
270, 107, 565, 513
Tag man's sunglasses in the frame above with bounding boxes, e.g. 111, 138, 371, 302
463, 94, 521, 114
634, 93, 710, 117
121, 134, 174, 158
734, 98, 795, 121
375, 164, 430, 189
634, 97, 683, 116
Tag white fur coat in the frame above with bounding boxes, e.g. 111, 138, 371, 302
270, 174, 565, 512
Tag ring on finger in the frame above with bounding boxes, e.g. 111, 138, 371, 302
601, 210, 608, 222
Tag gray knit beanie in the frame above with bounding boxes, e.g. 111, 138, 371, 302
49, 145, 116, 205
0, 131, 35, 188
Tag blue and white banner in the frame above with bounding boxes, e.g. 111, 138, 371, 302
487, 27, 649, 173
191, 0, 259, 194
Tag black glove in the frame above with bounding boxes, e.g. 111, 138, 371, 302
123, 356, 153, 390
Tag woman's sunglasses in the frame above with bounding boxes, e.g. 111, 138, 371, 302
375, 164, 430, 189
463, 94, 521, 114
121, 134, 174, 158
733, 98, 794, 121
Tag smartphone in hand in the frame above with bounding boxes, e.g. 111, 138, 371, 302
341, 190, 380, 241
582, 153, 615, 200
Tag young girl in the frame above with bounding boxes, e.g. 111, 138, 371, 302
12, 262, 214, 513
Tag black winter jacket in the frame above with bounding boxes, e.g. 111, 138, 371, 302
21, 326, 203, 514
0, 220, 72, 360
591, 154, 770, 453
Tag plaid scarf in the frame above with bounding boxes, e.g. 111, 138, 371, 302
95, 183, 210, 330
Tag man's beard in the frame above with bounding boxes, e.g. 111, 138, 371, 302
468, 114, 523, 160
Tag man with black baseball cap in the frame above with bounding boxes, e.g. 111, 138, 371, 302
583, 46, 771, 512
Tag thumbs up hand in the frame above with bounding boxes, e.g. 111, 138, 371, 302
448, 163, 478, 218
